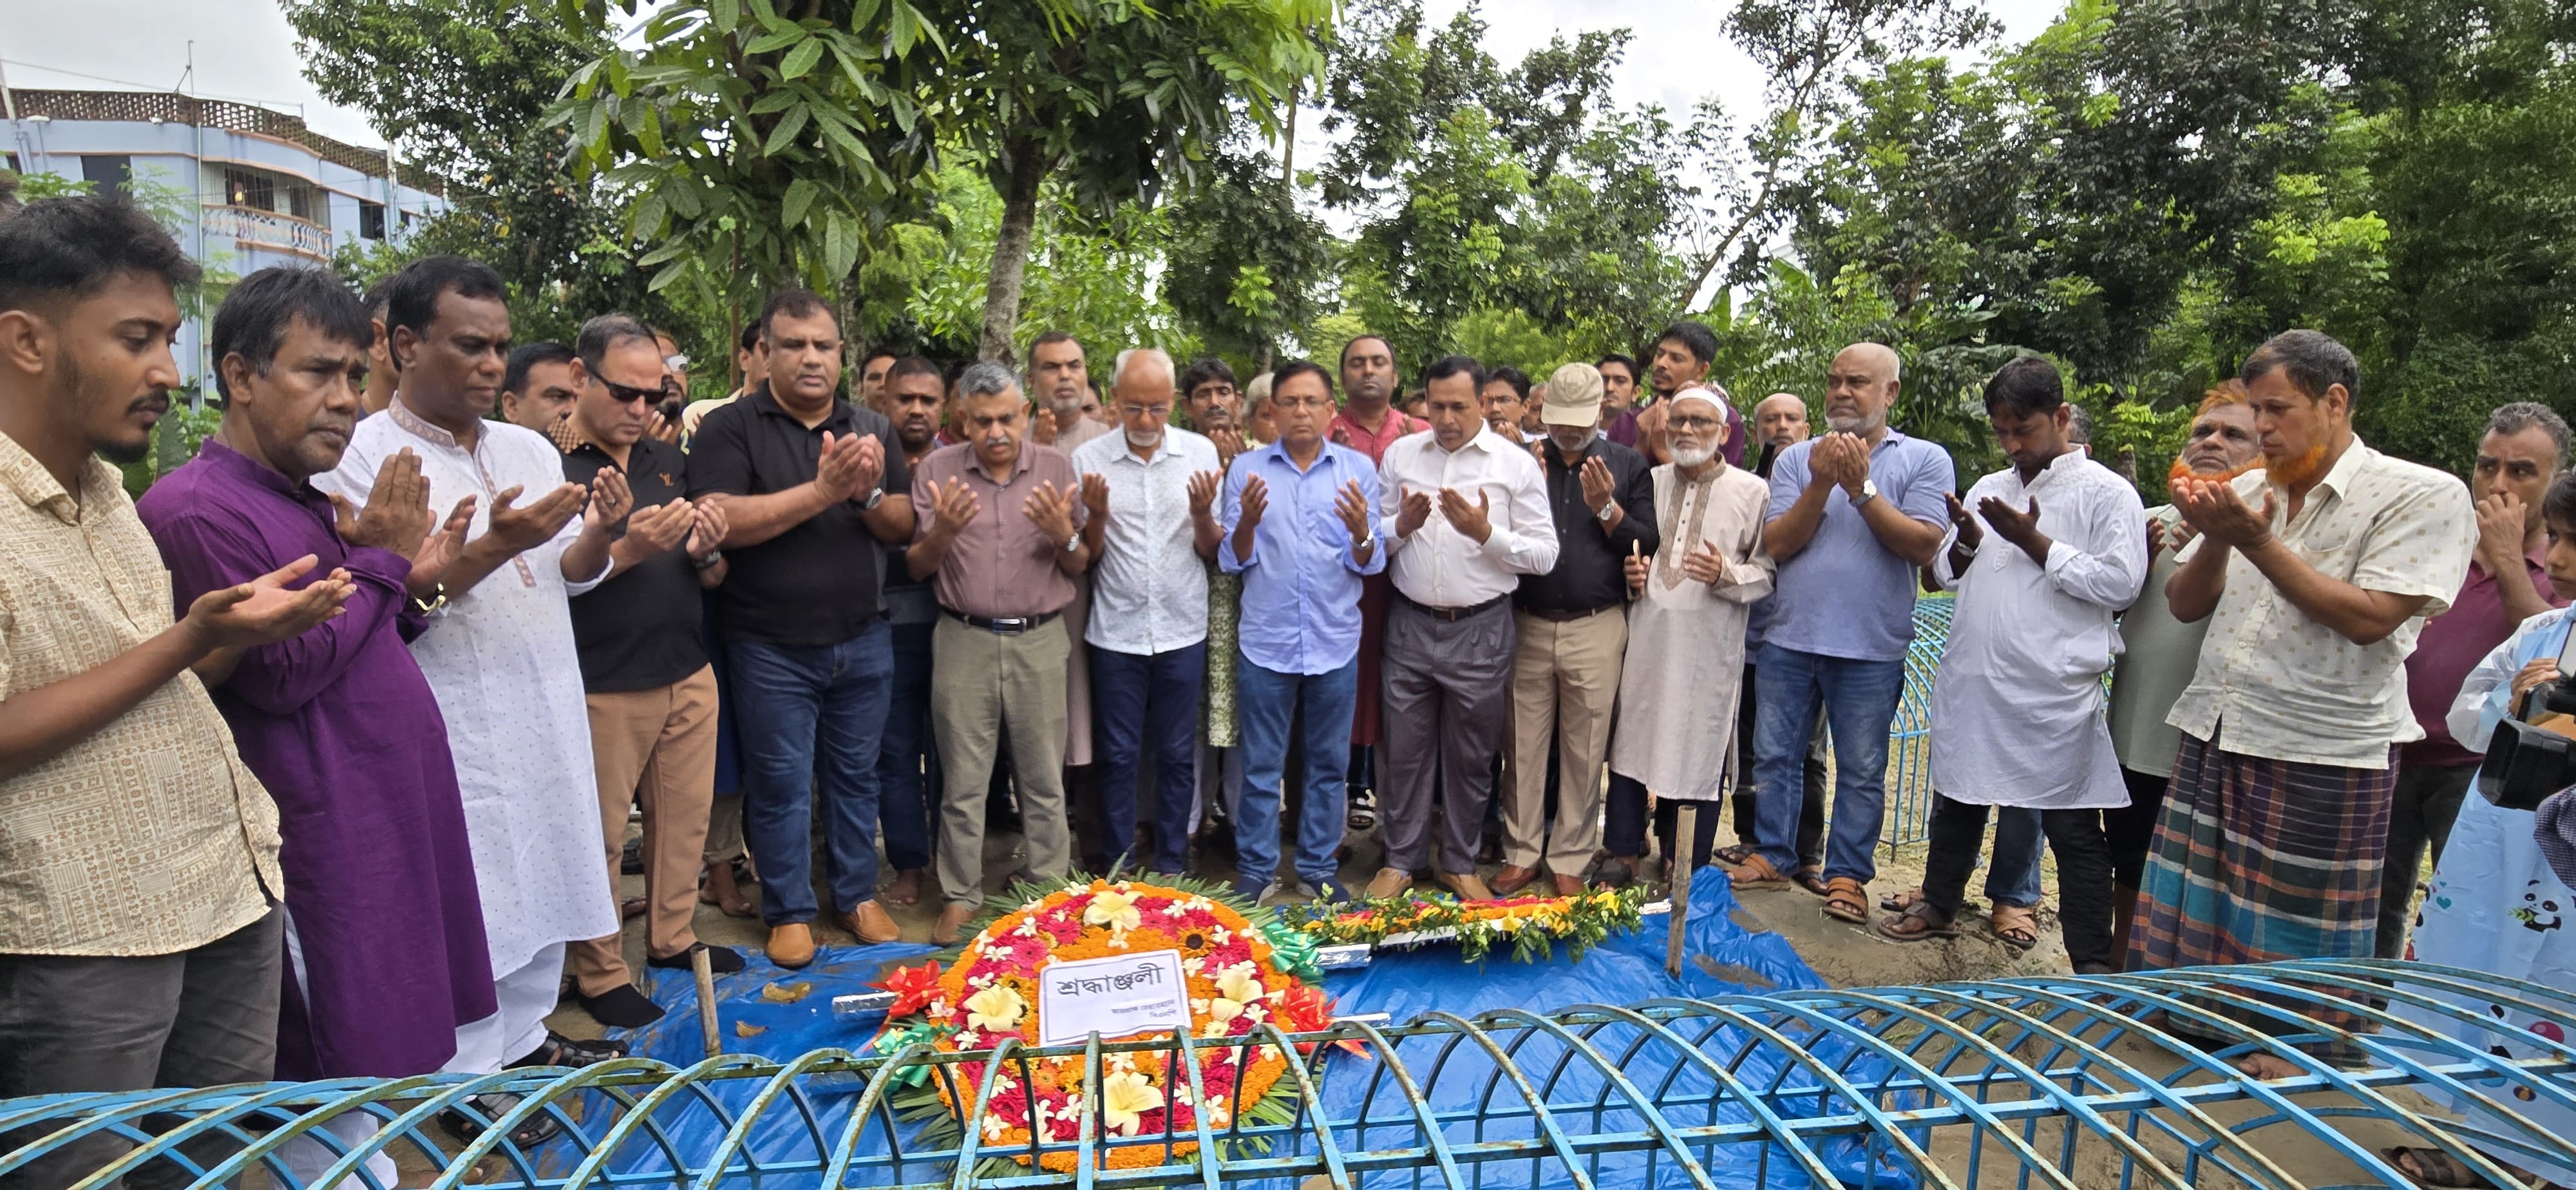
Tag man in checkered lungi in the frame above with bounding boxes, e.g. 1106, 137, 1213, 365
2141, 330, 2474, 1075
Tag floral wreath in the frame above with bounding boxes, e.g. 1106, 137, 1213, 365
866, 876, 1333, 1175
1285, 885, 1652, 963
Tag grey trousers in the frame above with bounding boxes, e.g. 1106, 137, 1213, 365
0, 909, 283, 1190
1381, 599, 1517, 875
931, 614, 1072, 907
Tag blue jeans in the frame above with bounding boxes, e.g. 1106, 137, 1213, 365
875, 620, 940, 873
1752, 643, 1906, 883
730, 621, 893, 925
1991, 808, 2044, 907
1235, 653, 1355, 888
1092, 642, 1206, 874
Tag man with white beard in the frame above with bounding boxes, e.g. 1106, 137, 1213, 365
1070, 350, 1225, 876
1609, 386, 1776, 872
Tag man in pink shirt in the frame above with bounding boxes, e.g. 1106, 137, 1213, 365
1327, 335, 1426, 835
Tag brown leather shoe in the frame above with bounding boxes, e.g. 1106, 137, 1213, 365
1364, 867, 1414, 900
765, 923, 816, 969
845, 900, 900, 945
1489, 864, 1540, 896
1435, 871, 1495, 902
1550, 873, 1586, 897
932, 902, 978, 946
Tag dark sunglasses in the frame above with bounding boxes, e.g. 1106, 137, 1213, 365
600, 378, 661, 405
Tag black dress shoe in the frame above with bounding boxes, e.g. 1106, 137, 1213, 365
647, 943, 745, 974
576, 983, 667, 1029
509, 1031, 629, 1069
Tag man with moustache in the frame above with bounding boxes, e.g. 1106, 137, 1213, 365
911, 363, 1092, 943
687, 288, 915, 965
1023, 331, 1104, 852
1501, 363, 1655, 896
1072, 349, 1224, 876
1181, 357, 1242, 437
0, 208, 351, 1190
1329, 334, 1425, 833
1372, 355, 1558, 902
1733, 343, 1951, 926
556, 314, 741, 1029
858, 347, 898, 410
1028, 331, 1110, 453
2378, 402, 2567, 958
2103, 384, 2259, 957
498, 342, 580, 433
873, 355, 949, 907
2141, 330, 2474, 1064
1596, 354, 1643, 448
316, 255, 627, 1080
1629, 324, 1746, 468
1480, 366, 1531, 444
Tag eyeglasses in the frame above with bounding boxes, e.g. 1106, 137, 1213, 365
664, 353, 690, 372
1273, 394, 1330, 410
600, 378, 661, 406
1667, 414, 1725, 431
1119, 404, 1172, 420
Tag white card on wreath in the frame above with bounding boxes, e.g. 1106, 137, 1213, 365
1036, 949, 1191, 1046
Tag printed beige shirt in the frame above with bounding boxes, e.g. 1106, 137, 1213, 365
0, 431, 281, 956
2166, 436, 2474, 768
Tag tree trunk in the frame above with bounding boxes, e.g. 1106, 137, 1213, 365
978, 140, 1047, 365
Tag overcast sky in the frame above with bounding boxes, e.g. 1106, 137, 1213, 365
5, 0, 2067, 155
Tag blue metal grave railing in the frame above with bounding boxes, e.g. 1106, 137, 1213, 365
1883, 595, 1953, 850
6, 959, 2572, 1190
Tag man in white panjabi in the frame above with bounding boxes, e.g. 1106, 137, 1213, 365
1871, 357, 2144, 973
1609, 385, 1774, 873
314, 257, 626, 1084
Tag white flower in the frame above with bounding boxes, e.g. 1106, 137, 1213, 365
1013, 918, 1041, 938
1084, 889, 1144, 934
1101, 1070, 1164, 1137
1182, 956, 1206, 976
928, 998, 952, 1020
1214, 963, 1264, 1005
1207, 997, 1246, 1026
965, 983, 1026, 1033
1211, 926, 1233, 945
953, 1030, 981, 1050
982, 1113, 1010, 1141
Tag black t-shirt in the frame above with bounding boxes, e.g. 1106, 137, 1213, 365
685, 384, 911, 647
564, 435, 711, 692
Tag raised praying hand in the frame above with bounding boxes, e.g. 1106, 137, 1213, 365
183, 554, 354, 650
1437, 486, 1493, 544
1023, 479, 1079, 543
1186, 469, 1220, 517
923, 477, 982, 536
2171, 475, 2274, 549
334, 448, 433, 556
1334, 480, 1373, 545
480, 482, 586, 556
1679, 541, 1736, 587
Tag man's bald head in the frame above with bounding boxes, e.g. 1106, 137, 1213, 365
1752, 392, 1810, 451
1824, 343, 1901, 436
1110, 347, 1177, 449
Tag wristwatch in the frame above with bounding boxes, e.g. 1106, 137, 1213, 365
691, 548, 724, 571
1063, 532, 1082, 553
1357, 531, 1378, 554
861, 487, 886, 511
1595, 502, 1618, 524
1853, 478, 1880, 507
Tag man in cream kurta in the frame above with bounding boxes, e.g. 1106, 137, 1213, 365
1609, 387, 1774, 871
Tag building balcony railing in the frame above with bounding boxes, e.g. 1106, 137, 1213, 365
201, 203, 334, 261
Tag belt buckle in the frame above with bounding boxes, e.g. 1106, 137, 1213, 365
993, 616, 1030, 634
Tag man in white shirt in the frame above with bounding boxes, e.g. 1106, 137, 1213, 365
1873, 357, 2145, 974
1370, 355, 1559, 901
2141, 330, 2474, 1066
314, 256, 626, 1084
1071, 349, 1224, 877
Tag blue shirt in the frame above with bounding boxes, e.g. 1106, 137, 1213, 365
1763, 430, 1955, 662
1220, 439, 1387, 675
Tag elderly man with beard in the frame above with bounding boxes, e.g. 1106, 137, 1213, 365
2142, 330, 2473, 1067
1730, 343, 1951, 926
1072, 350, 1224, 877
1609, 386, 1774, 873
1504, 363, 1657, 895
871, 355, 948, 906
2103, 384, 2260, 958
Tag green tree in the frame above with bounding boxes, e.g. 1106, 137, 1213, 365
1162, 144, 1330, 364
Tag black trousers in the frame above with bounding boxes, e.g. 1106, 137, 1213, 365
1922, 795, 2116, 971
2108, 766, 2169, 891
2376, 761, 2476, 960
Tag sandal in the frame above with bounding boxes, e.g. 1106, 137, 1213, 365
1716, 851, 1792, 891
1714, 844, 1760, 867
1793, 867, 1830, 897
1872, 902, 1956, 942
1821, 877, 1869, 924
2380, 1144, 2530, 1188
1989, 905, 2040, 954
1879, 886, 1926, 912
439, 1093, 562, 1151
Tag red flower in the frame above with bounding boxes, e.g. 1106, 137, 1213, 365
874, 959, 944, 1017
1276, 985, 1334, 1033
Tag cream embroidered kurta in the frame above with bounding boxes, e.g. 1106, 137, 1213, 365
1928, 452, 2148, 809
1608, 462, 1774, 801
314, 403, 617, 978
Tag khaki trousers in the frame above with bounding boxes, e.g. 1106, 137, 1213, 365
931, 615, 1072, 907
569, 665, 719, 996
1504, 607, 1627, 874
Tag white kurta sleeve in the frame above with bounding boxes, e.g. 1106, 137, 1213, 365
1712, 478, 1775, 604
2039, 478, 2149, 610
2450, 611, 2570, 752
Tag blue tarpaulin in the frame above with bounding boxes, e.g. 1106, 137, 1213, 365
578, 869, 1913, 1189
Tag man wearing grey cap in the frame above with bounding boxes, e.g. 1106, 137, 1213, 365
1496, 363, 1660, 895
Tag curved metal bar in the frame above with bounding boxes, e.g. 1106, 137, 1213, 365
1475, 1007, 1716, 1190
1416, 1010, 1594, 1190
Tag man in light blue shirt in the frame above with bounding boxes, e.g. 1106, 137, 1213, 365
1735, 343, 1953, 923
1220, 360, 1385, 903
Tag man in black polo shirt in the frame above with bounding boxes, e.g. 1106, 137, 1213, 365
1498, 363, 1658, 896
685, 288, 915, 967
554, 315, 742, 1026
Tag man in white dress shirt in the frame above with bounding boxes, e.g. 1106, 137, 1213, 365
1071, 348, 1224, 876
1370, 355, 1559, 902
315, 256, 626, 1082
1871, 356, 2146, 973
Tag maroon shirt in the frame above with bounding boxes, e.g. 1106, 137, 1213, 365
2403, 547, 2565, 766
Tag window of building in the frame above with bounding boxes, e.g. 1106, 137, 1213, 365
223, 168, 276, 212
358, 200, 386, 241
82, 155, 132, 195
287, 184, 314, 222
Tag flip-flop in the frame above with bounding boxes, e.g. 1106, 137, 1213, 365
1871, 903, 1956, 943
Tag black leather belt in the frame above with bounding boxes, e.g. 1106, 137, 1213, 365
947, 610, 1060, 634
1526, 603, 1620, 623
1397, 592, 1510, 623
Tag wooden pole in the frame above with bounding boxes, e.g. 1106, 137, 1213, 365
694, 947, 721, 1059
1667, 801, 1695, 978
